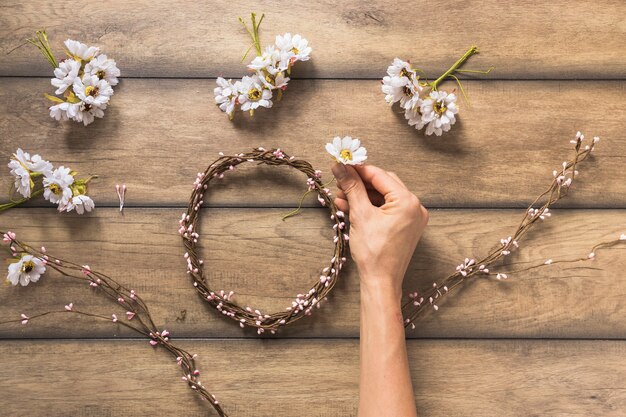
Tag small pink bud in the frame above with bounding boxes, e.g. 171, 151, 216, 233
64, 303, 73, 311
149, 340, 158, 346
112, 314, 118, 322
126, 311, 135, 320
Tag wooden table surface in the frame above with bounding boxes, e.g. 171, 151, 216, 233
1, 1, 625, 416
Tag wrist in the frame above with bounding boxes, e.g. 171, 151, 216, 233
360, 276, 402, 308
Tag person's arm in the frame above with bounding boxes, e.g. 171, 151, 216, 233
332, 163, 428, 417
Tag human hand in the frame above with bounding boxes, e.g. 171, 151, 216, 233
331, 163, 428, 301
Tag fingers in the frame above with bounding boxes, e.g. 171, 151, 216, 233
334, 197, 350, 213
386, 171, 407, 188
331, 163, 372, 213
353, 165, 407, 196
336, 188, 385, 207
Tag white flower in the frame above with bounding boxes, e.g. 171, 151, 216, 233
43, 166, 74, 206
325, 136, 367, 165
51, 59, 81, 95
64, 194, 95, 214
237, 75, 273, 112
8, 149, 53, 198
420, 90, 458, 136
74, 75, 114, 108
7, 255, 46, 286
381, 75, 409, 105
404, 106, 426, 131
84, 54, 120, 86
386, 58, 414, 79
75, 102, 107, 126
214, 77, 239, 117
275, 33, 312, 64
49, 101, 81, 122
64, 39, 99, 61
248, 46, 284, 71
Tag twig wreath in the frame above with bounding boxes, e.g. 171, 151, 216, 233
179, 148, 346, 334
2, 133, 625, 416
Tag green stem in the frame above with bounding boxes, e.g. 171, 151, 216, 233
239, 12, 265, 61
431, 45, 479, 90
27, 30, 57, 69
282, 178, 336, 221
0, 189, 43, 213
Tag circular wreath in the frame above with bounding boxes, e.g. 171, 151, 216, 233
179, 148, 347, 334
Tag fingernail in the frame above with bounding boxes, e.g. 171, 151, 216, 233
331, 162, 347, 180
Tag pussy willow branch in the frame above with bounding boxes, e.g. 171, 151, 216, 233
180, 148, 346, 334
401, 135, 605, 326
0, 239, 228, 417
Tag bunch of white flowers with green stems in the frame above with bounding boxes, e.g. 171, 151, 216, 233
3, 148, 96, 214
28, 30, 120, 126
382, 46, 492, 136
214, 13, 312, 119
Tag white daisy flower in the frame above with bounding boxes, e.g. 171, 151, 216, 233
325, 136, 367, 165
84, 54, 120, 86
420, 90, 458, 136
49, 101, 82, 122
386, 58, 414, 79
248, 46, 282, 72
381, 75, 409, 105
74, 102, 107, 126
8, 149, 53, 198
73, 75, 114, 108
43, 166, 74, 206
64, 194, 95, 214
404, 106, 426, 131
237, 75, 273, 112
275, 33, 312, 64
51, 59, 81, 95
214, 77, 239, 117
7, 254, 46, 286
64, 39, 99, 61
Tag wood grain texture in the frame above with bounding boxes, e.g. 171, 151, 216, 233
1, 78, 624, 208
0, 208, 624, 339
1, 0, 625, 78
0, 339, 624, 416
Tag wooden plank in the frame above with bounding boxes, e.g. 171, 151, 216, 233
0, 208, 624, 339
1, 1, 625, 78
1, 78, 624, 208
0, 339, 624, 416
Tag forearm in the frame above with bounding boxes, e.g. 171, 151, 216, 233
358, 279, 418, 417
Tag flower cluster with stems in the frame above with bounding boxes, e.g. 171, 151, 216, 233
382, 46, 492, 136
3, 148, 96, 214
214, 13, 311, 119
28, 30, 120, 126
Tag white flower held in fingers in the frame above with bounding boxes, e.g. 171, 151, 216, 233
7, 254, 46, 286
43, 166, 74, 207
326, 136, 368, 165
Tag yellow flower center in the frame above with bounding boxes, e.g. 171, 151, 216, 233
400, 68, 410, 78
340, 149, 353, 161
85, 85, 99, 97
434, 101, 447, 115
96, 70, 106, 79
22, 260, 35, 273
291, 47, 300, 55
264, 72, 274, 84
49, 183, 62, 195
403, 86, 413, 96
248, 88, 262, 101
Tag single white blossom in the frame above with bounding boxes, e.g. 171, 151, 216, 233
74, 102, 107, 126
420, 90, 458, 136
64, 194, 95, 214
325, 136, 367, 165
7, 254, 46, 286
73, 74, 114, 108
214, 77, 239, 117
49, 101, 81, 122
51, 59, 81, 95
84, 54, 120, 86
386, 58, 414, 79
238, 75, 272, 112
8, 149, 53, 198
275, 33, 312, 64
404, 106, 426, 131
64, 39, 99, 61
43, 166, 74, 206
381, 75, 410, 105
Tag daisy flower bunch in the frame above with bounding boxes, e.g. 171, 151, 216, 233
28, 30, 120, 126
381, 46, 492, 136
214, 13, 312, 119
3, 148, 96, 214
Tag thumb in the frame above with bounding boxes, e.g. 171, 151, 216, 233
331, 163, 370, 211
